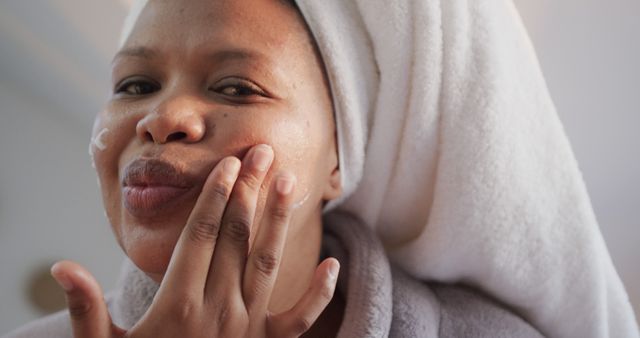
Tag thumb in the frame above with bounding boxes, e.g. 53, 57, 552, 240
51, 260, 118, 338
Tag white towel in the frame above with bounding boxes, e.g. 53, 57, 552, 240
120, 0, 639, 337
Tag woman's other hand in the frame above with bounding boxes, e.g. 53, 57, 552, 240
50, 144, 340, 338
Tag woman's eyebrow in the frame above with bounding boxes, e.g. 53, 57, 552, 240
208, 49, 269, 64
112, 46, 270, 65
112, 46, 157, 64
206, 47, 274, 68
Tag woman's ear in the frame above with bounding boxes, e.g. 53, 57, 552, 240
322, 165, 342, 201
322, 146, 342, 201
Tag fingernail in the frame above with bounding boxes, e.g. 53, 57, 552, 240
328, 260, 340, 280
223, 157, 241, 177
276, 174, 295, 195
251, 145, 273, 171
51, 266, 74, 292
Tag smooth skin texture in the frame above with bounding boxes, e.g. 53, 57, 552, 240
51, 0, 345, 336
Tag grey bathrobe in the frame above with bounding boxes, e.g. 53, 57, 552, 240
4, 212, 542, 337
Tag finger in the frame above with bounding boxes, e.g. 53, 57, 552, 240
51, 260, 119, 338
243, 172, 296, 312
158, 156, 241, 299
270, 258, 340, 337
206, 144, 274, 297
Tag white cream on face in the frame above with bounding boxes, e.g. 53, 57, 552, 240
89, 127, 110, 168
92, 128, 110, 151
292, 190, 311, 210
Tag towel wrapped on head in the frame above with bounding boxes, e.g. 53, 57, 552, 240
120, 0, 640, 336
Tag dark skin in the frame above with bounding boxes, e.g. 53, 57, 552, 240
51, 0, 345, 336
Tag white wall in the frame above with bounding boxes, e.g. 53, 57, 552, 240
0, 0, 128, 333
0, 81, 124, 331
0, 0, 638, 333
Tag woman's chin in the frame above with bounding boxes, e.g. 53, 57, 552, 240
114, 204, 193, 282
127, 246, 173, 283
121, 225, 183, 284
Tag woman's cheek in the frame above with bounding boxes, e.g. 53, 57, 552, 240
269, 117, 318, 206
90, 109, 138, 241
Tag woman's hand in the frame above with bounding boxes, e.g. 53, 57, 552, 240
51, 144, 340, 338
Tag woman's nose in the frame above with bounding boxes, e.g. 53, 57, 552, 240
136, 95, 206, 144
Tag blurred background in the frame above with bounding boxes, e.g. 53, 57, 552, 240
0, 0, 638, 333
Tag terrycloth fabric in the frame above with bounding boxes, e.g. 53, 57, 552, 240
3, 212, 544, 338
292, 1, 640, 337
323, 212, 544, 338
117, 0, 639, 337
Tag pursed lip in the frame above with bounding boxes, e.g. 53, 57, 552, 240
122, 158, 197, 218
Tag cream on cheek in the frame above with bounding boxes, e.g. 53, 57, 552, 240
89, 116, 112, 189
88, 114, 122, 224
91, 110, 139, 240
292, 190, 311, 209
88, 119, 111, 165
270, 118, 321, 210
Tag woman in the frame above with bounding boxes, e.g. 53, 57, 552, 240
5, 0, 638, 337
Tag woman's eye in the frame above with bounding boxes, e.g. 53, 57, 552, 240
219, 85, 260, 97
115, 80, 159, 96
213, 78, 266, 99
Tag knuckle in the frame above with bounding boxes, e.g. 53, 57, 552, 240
188, 217, 221, 244
215, 301, 232, 325
270, 203, 291, 223
289, 316, 313, 334
171, 297, 200, 322
210, 182, 232, 200
239, 171, 263, 191
223, 217, 251, 242
67, 299, 93, 319
215, 300, 248, 330
253, 250, 279, 275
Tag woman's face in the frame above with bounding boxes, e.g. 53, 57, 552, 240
91, 0, 339, 281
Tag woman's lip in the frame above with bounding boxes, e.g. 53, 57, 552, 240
123, 185, 193, 218
122, 158, 194, 188
121, 157, 198, 217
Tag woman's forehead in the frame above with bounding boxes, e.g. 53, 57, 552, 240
115, 0, 321, 97
124, 0, 305, 52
